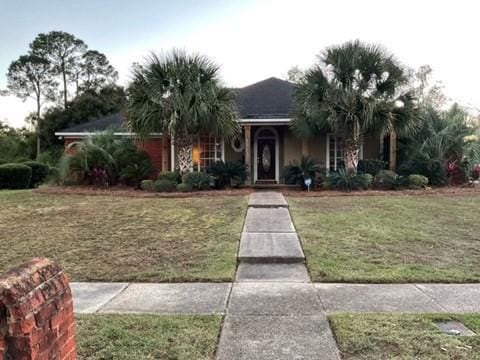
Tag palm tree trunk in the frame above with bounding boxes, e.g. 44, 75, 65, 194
344, 136, 360, 172
175, 136, 193, 174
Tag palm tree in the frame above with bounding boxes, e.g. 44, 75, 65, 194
126, 50, 239, 174
292, 40, 420, 172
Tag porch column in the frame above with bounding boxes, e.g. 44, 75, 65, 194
244, 125, 252, 185
389, 130, 397, 171
301, 138, 309, 157
162, 135, 169, 171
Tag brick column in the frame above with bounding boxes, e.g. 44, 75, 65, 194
0, 258, 77, 360
244, 125, 252, 185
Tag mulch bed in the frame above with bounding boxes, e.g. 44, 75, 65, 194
284, 186, 480, 197
34, 186, 253, 198
34, 185, 480, 199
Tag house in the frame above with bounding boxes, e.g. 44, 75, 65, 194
55, 77, 396, 184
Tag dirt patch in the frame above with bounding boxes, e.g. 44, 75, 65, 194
34, 185, 253, 198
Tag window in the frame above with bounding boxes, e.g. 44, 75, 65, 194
328, 135, 344, 171
327, 134, 363, 171
192, 135, 223, 171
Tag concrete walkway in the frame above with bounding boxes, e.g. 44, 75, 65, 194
217, 191, 341, 360
70, 191, 480, 359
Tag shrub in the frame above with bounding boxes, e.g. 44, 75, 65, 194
325, 169, 372, 192
207, 161, 247, 189
119, 157, 154, 188
374, 170, 405, 190
183, 171, 212, 190
154, 179, 176, 192
0, 163, 32, 189
46, 166, 61, 185
284, 156, 323, 189
140, 179, 154, 191
114, 144, 153, 185
158, 170, 182, 184
176, 183, 192, 192
446, 161, 466, 186
23, 161, 50, 187
357, 159, 387, 176
398, 157, 447, 187
407, 174, 429, 189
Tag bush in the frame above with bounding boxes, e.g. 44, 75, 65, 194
158, 170, 182, 184
325, 169, 372, 192
183, 171, 212, 190
23, 161, 50, 187
398, 157, 447, 187
0, 163, 32, 189
357, 159, 387, 176
46, 166, 61, 185
407, 174, 429, 189
284, 156, 323, 189
154, 179, 176, 192
119, 156, 154, 188
176, 183, 192, 192
374, 170, 405, 190
207, 161, 247, 189
140, 179, 154, 191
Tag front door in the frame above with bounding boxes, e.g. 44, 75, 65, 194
257, 138, 276, 180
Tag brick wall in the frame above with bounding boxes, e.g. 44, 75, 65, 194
135, 137, 170, 173
63, 136, 171, 173
0, 258, 77, 360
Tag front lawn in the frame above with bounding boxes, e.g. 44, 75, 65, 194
77, 314, 221, 359
289, 194, 480, 282
0, 190, 246, 282
330, 313, 480, 359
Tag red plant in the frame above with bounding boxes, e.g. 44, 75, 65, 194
472, 164, 480, 180
446, 161, 465, 186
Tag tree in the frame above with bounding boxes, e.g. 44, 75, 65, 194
5, 54, 57, 158
72, 50, 118, 95
414, 65, 447, 108
292, 40, 420, 172
287, 65, 304, 83
41, 85, 126, 149
126, 50, 239, 174
30, 31, 87, 108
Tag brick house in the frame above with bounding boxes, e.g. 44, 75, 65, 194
55, 77, 396, 184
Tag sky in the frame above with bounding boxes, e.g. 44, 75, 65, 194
0, 0, 479, 127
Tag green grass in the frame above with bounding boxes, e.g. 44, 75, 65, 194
330, 313, 480, 359
0, 190, 246, 282
289, 195, 480, 282
76, 314, 221, 359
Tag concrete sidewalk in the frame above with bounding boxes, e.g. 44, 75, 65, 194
71, 282, 480, 315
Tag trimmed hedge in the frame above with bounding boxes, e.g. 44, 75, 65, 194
140, 179, 154, 191
23, 161, 49, 187
0, 163, 32, 189
154, 179, 177, 192
407, 174, 429, 189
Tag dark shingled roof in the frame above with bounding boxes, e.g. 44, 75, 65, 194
234, 77, 296, 119
57, 77, 295, 133
57, 113, 125, 133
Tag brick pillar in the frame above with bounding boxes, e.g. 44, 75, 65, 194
244, 125, 252, 185
0, 258, 77, 360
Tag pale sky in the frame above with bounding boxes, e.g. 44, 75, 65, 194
1, 0, 479, 127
